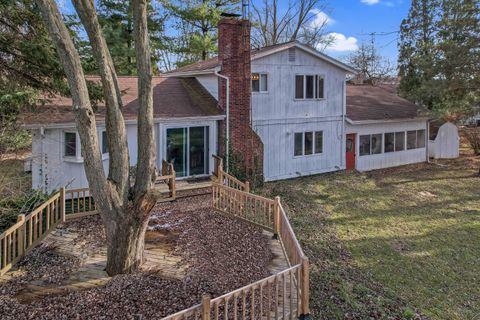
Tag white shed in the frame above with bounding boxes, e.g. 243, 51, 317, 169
428, 122, 459, 159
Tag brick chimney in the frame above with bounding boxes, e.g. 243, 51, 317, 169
217, 17, 263, 182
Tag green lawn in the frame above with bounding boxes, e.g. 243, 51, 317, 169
261, 156, 479, 319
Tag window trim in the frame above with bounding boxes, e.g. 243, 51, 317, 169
251, 72, 268, 93
63, 130, 83, 162
293, 130, 324, 157
294, 74, 326, 101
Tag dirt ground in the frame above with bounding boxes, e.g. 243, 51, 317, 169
0, 194, 273, 319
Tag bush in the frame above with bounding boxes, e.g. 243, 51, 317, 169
464, 127, 480, 155
0, 190, 50, 233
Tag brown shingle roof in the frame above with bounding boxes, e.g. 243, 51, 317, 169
19, 76, 222, 127
346, 84, 426, 122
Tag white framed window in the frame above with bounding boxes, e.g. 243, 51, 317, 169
294, 74, 325, 100
251, 73, 268, 93
101, 130, 108, 154
294, 131, 323, 157
63, 131, 82, 160
407, 129, 426, 150
359, 134, 383, 156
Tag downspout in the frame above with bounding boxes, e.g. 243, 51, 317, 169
214, 67, 230, 173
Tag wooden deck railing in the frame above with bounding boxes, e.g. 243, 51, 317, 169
156, 160, 176, 200
205, 182, 310, 320
64, 188, 97, 220
212, 183, 276, 232
212, 155, 250, 192
0, 189, 65, 275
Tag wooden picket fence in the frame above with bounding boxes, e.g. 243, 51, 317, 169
0, 185, 104, 275
212, 155, 250, 192
0, 189, 65, 275
165, 156, 310, 320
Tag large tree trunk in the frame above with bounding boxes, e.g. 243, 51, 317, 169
104, 195, 157, 274
37, 0, 157, 276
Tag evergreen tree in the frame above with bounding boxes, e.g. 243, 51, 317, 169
398, 0, 479, 120
162, 0, 239, 65
91, 0, 167, 75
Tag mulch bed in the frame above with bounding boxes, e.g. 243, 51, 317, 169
0, 194, 273, 319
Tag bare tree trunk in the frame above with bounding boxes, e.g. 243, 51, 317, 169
133, 0, 156, 196
37, 0, 158, 276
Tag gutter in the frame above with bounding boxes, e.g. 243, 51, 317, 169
214, 66, 230, 173
345, 117, 431, 125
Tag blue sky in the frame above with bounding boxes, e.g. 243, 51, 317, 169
60, 0, 411, 66
303, 0, 411, 64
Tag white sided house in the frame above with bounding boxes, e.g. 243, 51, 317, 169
21, 17, 428, 192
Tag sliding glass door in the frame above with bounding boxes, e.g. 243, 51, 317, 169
166, 126, 209, 178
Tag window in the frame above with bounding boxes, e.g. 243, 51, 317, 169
360, 134, 383, 156
252, 73, 268, 92
407, 129, 426, 149
304, 132, 313, 155
395, 132, 405, 151
359, 135, 371, 156
315, 75, 324, 99
407, 130, 417, 150
295, 75, 304, 99
64, 132, 77, 157
102, 131, 108, 154
314, 131, 323, 154
295, 75, 325, 100
305, 75, 314, 99
294, 133, 303, 156
385, 132, 395, 153
371, 134, 382, 154
417, 129, 426, 148
294, 131, 323, 156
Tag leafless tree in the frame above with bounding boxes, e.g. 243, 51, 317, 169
35, 0, 156, 275
250, 0, 333, 49
347, 39, 395, 85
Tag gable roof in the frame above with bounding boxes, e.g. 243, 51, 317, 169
19, 76, 222, 128
346, 84, 427, 123
167, 41, 357, 76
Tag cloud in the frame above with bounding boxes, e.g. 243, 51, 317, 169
324, 33, 359, 52
361, 0, 380, 5
310, 9, 335, 28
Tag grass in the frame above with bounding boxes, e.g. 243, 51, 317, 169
260, 155, 479, 319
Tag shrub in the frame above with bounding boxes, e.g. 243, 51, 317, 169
464, 127, 480, 155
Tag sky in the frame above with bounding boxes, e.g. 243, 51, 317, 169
60, 0, 412, 67
297, 0, 412, 64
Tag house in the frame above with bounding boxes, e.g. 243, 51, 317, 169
19, 17, 428, 193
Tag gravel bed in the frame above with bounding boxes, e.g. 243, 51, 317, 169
0, 194, 273, 319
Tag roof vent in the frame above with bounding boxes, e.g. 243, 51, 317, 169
288, 48, 296, 62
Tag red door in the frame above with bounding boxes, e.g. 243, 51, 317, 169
346, 134, 356, 170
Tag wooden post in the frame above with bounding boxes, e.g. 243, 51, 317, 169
170, 164, 176, 199
60, 187, 66, 222
273, 196, 280, 238
301, 256, 311, 317
17, 214, 25, 258
201, 294, 211, 320
245, 181, 250, 193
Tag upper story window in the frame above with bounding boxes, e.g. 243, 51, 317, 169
102, 131, 108, 154
295, 74, 325, 100
64, 132, 77, 157
252, 73, 268, 93
294, 131, 323, 157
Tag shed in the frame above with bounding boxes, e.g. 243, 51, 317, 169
428, 122, 459, 159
